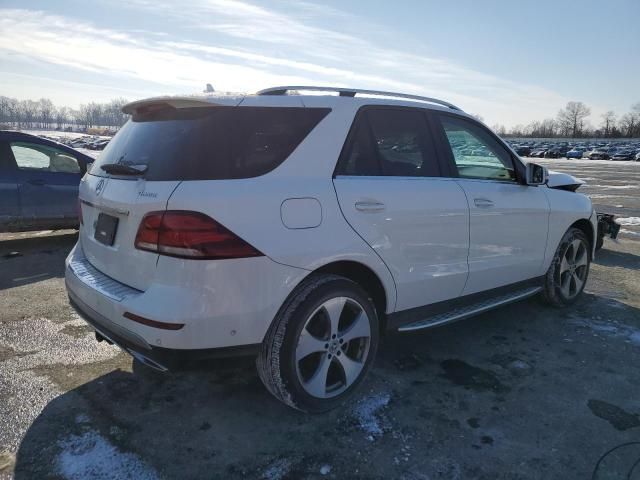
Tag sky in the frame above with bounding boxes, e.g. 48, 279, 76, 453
0, 0, 638, 128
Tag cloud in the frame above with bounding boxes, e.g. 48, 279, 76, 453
0, 2, 572, 125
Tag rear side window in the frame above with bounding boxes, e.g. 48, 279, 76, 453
90, 107, 330, 180
337, 108, 439, 177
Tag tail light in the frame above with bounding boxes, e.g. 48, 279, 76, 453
135, 211, 263, 260
77, 198, 83, 225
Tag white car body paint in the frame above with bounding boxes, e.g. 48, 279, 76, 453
454, 179, 549, 295
546, 170, 585, 189
65, 89, 595, 358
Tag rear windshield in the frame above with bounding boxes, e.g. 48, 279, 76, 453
89, 106, 330, 180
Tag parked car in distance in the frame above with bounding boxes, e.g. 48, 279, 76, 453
586, 149, 609, 160
635, 152, 640, 161
544, 148, 562, 159
514, 146, 531, 156
529, 148, 547, 158
566, 148, 584, 159
65, 86, 597, 412
611, 150, 634, 161
0, 131, 94, 232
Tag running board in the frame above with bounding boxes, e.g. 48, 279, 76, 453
397, 286, 542, 332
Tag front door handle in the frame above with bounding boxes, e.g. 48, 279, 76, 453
473, 198, 494, 208
355, 201, 385, 212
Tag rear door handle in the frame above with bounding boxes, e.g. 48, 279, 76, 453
355, 201, 385, 212
473, 198, 494, 208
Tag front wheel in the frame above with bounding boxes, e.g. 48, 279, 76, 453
541, 227, 591, 307
257, 274, 379, 412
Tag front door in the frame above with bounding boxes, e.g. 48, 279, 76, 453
433, 113, 549, 295
333, 107, 470, 311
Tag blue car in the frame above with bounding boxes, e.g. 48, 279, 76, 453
0, 131, 94, 232
566, 148, 584, 159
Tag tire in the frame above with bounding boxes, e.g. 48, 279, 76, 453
257, 274, 379, 413
541, 227, 591, 307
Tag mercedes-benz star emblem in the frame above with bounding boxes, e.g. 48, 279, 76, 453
95, 179, 105, 196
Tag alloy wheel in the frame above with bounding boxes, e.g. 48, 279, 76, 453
559, 239, 588, 299
295, 297, 371, 399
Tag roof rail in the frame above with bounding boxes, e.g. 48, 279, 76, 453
256, 86, 462, 111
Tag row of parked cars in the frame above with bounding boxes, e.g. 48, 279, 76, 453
39, 134, 111, 151
508, 140, 640, 161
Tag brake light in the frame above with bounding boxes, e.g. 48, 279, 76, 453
135, 211, 263, 260
77, 198, 83, 225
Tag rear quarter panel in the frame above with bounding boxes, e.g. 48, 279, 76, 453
166, 176, 398, 313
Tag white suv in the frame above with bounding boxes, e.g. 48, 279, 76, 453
66, 86, 597, 412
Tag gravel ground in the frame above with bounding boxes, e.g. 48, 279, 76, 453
1, 160, 639, 480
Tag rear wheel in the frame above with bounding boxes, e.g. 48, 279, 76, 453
257, 274, 379, 412
542, 228, 591, 307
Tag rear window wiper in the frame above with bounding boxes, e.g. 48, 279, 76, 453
100, 163, 148, 175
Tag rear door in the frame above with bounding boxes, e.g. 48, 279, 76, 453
433, 112, 549, 295
333, 107, 470, 312
0, 141, 20, 229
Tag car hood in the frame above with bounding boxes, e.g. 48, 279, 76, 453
546, 170, 584, 191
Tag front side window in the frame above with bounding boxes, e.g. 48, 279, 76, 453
438, 115, 515, 181
10, 142, 80, 173
337, 108, 439, 177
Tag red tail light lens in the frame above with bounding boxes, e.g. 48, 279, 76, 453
135, 211, 263, 260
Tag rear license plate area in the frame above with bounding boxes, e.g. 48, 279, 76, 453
94, 213, 119, 246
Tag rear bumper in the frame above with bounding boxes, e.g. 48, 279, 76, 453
65, 241, 308, 352
68, 291, 259, 370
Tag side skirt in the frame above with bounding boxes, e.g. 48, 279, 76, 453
387, 277, 544, 332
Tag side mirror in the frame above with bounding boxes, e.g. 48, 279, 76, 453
525, 162, 548, 186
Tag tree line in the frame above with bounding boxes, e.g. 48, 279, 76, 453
492, 101, 640, 138
1, 95, 639, 139
0, 96, 129, 131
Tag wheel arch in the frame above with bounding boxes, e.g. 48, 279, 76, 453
312, 260, 389, 332
570, 218, 595, 255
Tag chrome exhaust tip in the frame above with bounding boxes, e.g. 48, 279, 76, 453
127, 348, 169, 372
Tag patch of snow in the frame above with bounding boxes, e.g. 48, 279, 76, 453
262, 458, 292, 480
56, 431, 158, 480
588, 194, 634, 200
589, 185, 635, 189
74, 414, 90, 424
620, 229, 640, 238
570, 317, 640, 346
616, 217, 640, 226
629, 332, 640, 346
320, 464, 332, 475
353, 392, 391, 439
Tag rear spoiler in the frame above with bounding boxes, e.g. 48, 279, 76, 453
122, 95, 245, 115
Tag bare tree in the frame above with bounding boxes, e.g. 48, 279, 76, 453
619, 112, 638, 138
600, 111, 616, 137
38, 98, 55, 129
491, 124, 506, 135
557, 101, 591, 138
